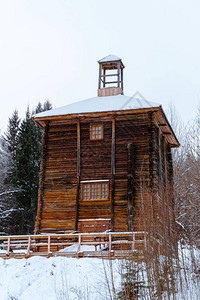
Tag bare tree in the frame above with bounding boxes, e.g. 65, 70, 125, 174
167, 104, 200, 245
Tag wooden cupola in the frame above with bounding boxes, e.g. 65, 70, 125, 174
98, 55, 125, 97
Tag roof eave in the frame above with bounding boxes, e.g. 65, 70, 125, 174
98, 59, 125, 69
33, 106, 160, 123
33, 106, 180, 147
154, 107, 180, 148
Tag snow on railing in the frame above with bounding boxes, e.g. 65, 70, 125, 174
0, 231, 159, 259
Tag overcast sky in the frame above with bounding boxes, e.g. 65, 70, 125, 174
0, 0, 200, 132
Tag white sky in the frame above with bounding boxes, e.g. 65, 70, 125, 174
0, 0, 200, 132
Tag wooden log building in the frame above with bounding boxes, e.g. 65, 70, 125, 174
33, 55, 179, 247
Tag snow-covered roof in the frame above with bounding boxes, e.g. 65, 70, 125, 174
34, 94, 160, 119
98, 54, 121, 63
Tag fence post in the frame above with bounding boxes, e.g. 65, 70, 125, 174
27, 236, 31, 256
144, 232, 147, 252
48, 235, 51, 254
109, 233, 112, 252
132, 233, 135, 251
7, 237, 10, 256
77, 234, 81, 253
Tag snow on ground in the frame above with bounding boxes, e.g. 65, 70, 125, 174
59, 244, 108, 252
0, 244, 199, 300
0, 256, 121, 300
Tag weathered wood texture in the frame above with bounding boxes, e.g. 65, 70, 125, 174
111, 118, 115, 231
75, 119, 81, 231
35, 112, 176, 248
35, 123, 49, 234
151, 122, 177, 251
0, 232, 154, 259
127, 143, 135, 231
78, 119, 112, 231
39, 121, 77, 233
98, 87, 121, 97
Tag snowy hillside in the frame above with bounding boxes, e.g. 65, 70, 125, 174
0, 245, 199, 300
0, 256, 121, 300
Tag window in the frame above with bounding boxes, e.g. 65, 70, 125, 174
90, 124, 103, 140
81, 181, 109, 201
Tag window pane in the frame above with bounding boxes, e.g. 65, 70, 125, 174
91, 184, 98, 199
101, 183, 108, 199
91, 125, 103, 140
82, 182, 108, 200
83, 184, 89, 199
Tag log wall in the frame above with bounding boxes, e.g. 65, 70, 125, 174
152, 122, 177, 251
78, 119, 112, 228
39, 120, 77, 233
35, 112, 176, 246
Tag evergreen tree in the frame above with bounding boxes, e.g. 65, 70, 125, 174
4, 110, 21, 185
34, 100, 52, 114
17, 107, 42, 207
43, 100, 52, 111
2, 101, 52, 234
15, 102, 52, 233
35, 101, 43, 114
0, 122, 22, 235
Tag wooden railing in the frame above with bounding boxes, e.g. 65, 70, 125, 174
0, 231, 148, 259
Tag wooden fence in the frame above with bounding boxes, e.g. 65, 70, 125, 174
0, 231, 150, 259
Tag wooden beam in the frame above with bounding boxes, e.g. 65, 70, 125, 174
149, 113, 156, 232
117, 62, 120, 88
33, 107, 161, 122
127, 143, 135, 231
34, 122, 49, 234
26, 236, 31, 256
121, 68, 124, 94
48, 235, 51, 254
103, 69, 106, 88
101, 74, 118, 77
98, 64, 102, 89
111, 118, 116, 231
75, 119, 81, 232
132, 232, 135, 251
163, 132, 171, 135
7, 237, 10, 256
109, 233, 112, 252
103, 80, 122, 84
155, 109, 180, 148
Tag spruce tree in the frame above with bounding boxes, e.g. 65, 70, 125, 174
16, 103, 51, 233
17, 107, 42, 209
43, 100, 52, 111
35, 101, 43, 114
3, 101, 52, 234
1, 112, 23, 234
4, 109, 21, 185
